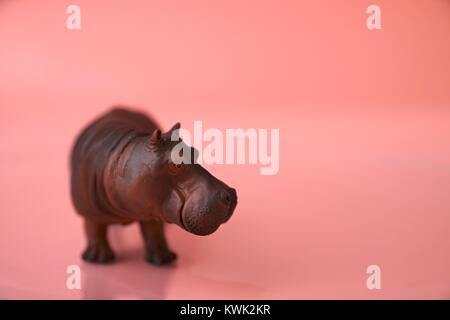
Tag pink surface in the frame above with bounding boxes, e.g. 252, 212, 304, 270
1, 0, 450, 299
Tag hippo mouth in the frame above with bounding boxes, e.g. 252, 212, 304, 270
182, 207, 222, 236
172, 187, 187, 230
181, 199, 235, 236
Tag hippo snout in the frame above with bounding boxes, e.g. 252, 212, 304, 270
181, 186, 238, 236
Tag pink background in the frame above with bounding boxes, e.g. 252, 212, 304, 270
1, 0, 450, 299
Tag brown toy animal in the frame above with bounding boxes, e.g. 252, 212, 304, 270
70, 108, 237, 265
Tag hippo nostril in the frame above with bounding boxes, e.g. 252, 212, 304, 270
219, 191, 231, 206
229, 188, 237, 201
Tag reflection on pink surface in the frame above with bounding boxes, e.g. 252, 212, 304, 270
0, 0, 450, 299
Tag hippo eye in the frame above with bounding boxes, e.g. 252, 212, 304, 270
169, 160, 185, 175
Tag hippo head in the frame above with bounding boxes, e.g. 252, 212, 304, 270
145, 123, 237, 236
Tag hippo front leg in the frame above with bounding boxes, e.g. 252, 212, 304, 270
139, 220, 177, 266
81, 219, 115, 264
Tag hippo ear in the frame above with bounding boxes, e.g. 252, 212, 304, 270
150, 128, 162, 145
169, 122, 181, 141
170, 122, 181, 132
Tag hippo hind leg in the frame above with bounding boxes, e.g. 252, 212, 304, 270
139, 220, 177, 266
81, 219, 115, 264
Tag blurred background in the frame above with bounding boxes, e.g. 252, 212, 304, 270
0, 0, 449, 299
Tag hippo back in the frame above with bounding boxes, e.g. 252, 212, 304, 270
70, 107, 159, 224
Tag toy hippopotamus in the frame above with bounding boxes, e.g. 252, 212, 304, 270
70, 108, 237, 265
